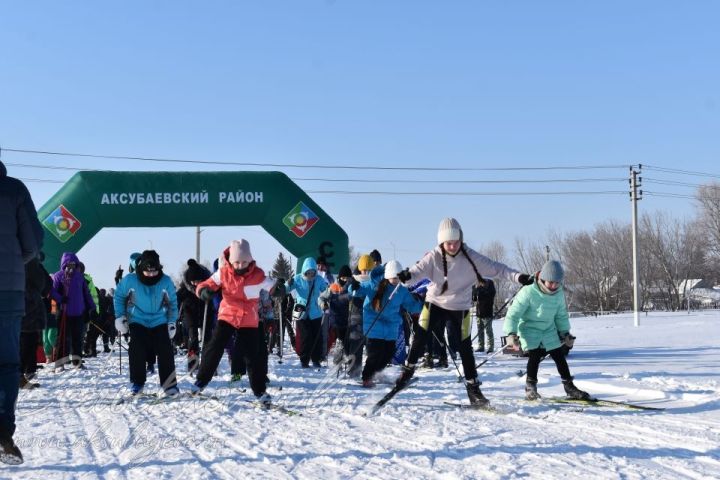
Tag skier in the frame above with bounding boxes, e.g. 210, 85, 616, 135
503, 260, 590, 401
50, 253, 96, 370
286, 257, 329, 368
114, 250, 180, 397
473, 279, 496, 353
176, 259, 213, 373
345, 255, 374, 377
318, 265, 353, 366
192, 240, 275, 404
349, 261, 422, 387
395, 218, 534, 406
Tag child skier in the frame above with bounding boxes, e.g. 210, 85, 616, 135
396, 218, 534, 406
285, 257, 329, 368
503, 260, 590, 401
349, 261, 422, 387
114, 250, 180, 397
192, 239, 275, 404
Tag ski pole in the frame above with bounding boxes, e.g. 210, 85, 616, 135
199, 299, 210, 366
475, 347, 506, 369
277, 298, 284, 363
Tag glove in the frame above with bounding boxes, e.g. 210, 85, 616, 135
506, 333, 520, 347
560, 332, 576, 348
114, 265, 123, 285
168, 323, 177, 339
115, 316, 129, 335
518, 273, 534, 286
198, 288, 215, 302
350, 279, 360, 291
272, 279, 286, 297
397, 269, 411, 283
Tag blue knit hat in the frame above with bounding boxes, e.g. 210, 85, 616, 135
539, 260, 564, 283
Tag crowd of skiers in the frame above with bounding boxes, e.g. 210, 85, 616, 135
2, 179, 591, 466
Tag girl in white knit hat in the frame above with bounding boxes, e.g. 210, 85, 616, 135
395, 218, 534, 406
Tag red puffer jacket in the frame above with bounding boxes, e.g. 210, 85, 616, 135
196, 250, 271, 328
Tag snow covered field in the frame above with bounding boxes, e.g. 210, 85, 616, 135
8, 311, 720, 480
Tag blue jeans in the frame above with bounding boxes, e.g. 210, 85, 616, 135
0, 291, 23, 441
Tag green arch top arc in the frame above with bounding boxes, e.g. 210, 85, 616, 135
37, 170, 349, 275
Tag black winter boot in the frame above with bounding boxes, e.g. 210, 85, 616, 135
525, 379, 540, 400
465, 378, 489, 406
0, 429, 23, 465
420, 353, 433, 369
563, 378, 591, 400
396, 364, 416, 387
438, 357, 449, 369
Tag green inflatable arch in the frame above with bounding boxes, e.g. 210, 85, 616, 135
37, 170, 349, 274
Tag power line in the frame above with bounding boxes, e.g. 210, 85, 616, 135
16, 177, 627, 196
643, 178, 704, 188
11, 163, 626, 185
644, 164, 720, 180
303, 189, 643, 197
1, 147, 633, 172
643, 191, 697, 199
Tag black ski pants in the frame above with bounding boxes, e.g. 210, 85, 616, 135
525, 347, 571, 383
407, 303, 477, 381
197, 320, 267, 397
362, 339, 396, 381
297, 317, 323, 366
129, 323, 177, 390
19, 331, 39, 376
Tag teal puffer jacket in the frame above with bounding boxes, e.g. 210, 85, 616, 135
503, 280, 570, 351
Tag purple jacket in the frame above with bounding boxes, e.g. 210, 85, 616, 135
51, 252, 96, 317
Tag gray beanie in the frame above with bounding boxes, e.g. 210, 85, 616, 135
539, 260, 564, 283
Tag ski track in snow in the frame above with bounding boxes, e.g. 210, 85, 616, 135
8, 312, 720, 479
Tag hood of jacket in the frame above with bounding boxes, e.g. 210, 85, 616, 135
301, 257, 318, 275
60, 252, 80, 270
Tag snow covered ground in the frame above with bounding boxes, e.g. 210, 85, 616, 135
8, 311, 720, 479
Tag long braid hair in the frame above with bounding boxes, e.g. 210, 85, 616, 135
439, 243, 486, 295
372, 279, 390, 311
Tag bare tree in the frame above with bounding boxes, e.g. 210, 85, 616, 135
696, 182, 720, 259
640, 212, 707, 310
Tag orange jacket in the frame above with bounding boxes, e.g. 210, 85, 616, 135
196, 249, 272, 329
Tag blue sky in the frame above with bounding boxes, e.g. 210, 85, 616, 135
2, 1, 718, 287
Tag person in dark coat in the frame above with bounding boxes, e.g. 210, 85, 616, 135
176, 259, 212, 373
0, 160, 43, 465
20, 256, 52, 387
473, 279, 497, 353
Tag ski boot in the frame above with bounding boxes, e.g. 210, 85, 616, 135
0, 435, 23, 465
525, 379, 541, 400
438, 357, 449, 369
257, 392, 272, 407
230, 373, 243, 383
190, 380, 206, 396
103, 344, 111, 353
163, 386, 180, 398
362, 378, 375, 388
130, 383, 144, 396
562, 377, 591, 400
395, 363, 416, 388
465, 378, 489, 406
420, 353, 434, 368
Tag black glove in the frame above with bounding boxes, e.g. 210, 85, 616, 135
397, 269, 411, 283
518, 273, 534, 286
350, 279, 360, 290
114, 265, 123, 285
198, 288, 215, 302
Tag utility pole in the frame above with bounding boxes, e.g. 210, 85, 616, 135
545, 245, 550, 261
630, 166, 643, 327
195, 226, 203, 262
